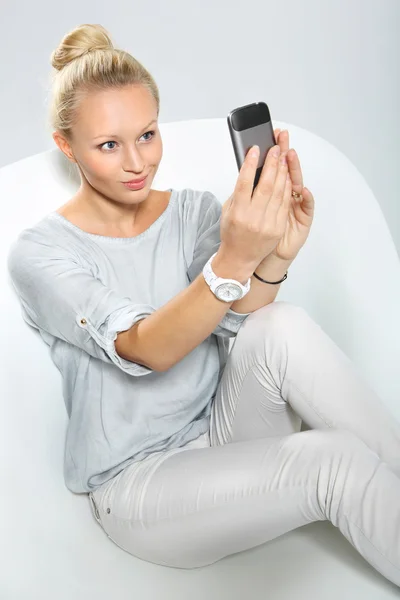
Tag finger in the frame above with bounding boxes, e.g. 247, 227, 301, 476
264, 150, 290, 219
279, 171, 293, 220
294, 186, 315, 218
278, 129, 290, 153
233, 144, 260, 206
252, 144, 281, 211
287, 149, 303, 193
273, 128, 285, 152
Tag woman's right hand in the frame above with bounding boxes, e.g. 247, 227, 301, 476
219, 144, 292, 274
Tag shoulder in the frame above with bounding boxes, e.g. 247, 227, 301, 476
176, 188, 222, 223
7, 215, 84, 278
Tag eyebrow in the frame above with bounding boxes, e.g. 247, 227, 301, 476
92, 119, 157, 140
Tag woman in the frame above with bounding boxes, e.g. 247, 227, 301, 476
7, 23, 400, 586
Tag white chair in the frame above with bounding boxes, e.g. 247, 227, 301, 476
1, 118, 399, 600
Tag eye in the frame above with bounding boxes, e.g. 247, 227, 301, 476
98, 131, 155, 152
100, 141, 117, 151
141, 130, 155, 141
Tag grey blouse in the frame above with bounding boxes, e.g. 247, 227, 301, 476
7, 188, 251, 494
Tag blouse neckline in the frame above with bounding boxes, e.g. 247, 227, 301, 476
47, 188, 176, 244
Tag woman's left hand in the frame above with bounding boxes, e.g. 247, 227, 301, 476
268, 128, 315, 261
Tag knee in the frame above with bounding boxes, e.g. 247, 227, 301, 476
250, 300, 310, 335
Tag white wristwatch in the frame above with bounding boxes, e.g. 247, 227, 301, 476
202, 252, 251, 303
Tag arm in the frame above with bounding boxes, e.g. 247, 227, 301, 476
116, 249, 252, 372
230, 253, 294, 314
7, 236, 160, 376
9, 232, 238, 375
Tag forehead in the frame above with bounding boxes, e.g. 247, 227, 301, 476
74, 84, 157, 136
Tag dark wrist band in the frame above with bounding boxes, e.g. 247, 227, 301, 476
253, 270, 288, 285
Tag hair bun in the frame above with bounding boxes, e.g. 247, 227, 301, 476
50, 24, 114, 71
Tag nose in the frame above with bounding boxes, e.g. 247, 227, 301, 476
122, 144, 145, 173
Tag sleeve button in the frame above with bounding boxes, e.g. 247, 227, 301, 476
80, 318, 87, 325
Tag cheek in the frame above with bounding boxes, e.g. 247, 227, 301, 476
150, 137, 163, 165
85, 154, 117, 181
155, 135, 163, 157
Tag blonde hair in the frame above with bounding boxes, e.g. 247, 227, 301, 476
48, 24, 160, 140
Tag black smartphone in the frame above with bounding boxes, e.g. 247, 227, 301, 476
227, 101, 276, 193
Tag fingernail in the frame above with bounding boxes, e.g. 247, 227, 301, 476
280, 152, 287, 164
250, 145, 259, 158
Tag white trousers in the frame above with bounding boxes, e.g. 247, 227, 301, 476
89, 301, 400, 587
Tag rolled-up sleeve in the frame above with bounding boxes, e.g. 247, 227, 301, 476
7, 237, 156, 376
212, 306, 251, 338
186, 190, 251, 338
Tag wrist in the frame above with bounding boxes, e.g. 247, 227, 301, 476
260, 251, 294, 268
254, 253, 294, 281
213, 250, 253, 285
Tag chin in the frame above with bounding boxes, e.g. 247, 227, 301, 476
119, 186, 152, 205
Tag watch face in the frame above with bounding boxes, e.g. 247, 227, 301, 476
215, 282, 243, 302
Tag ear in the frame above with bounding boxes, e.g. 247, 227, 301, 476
52, 131, 76, 163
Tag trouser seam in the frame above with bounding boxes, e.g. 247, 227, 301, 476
218, 360, 262, 443
283, 373, 334, 428
97, 483, 314, 524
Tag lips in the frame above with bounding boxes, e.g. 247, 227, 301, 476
122, 175, 148, 190
123, 175, 147, 184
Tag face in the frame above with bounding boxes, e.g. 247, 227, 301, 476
53, 84, 163, 210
